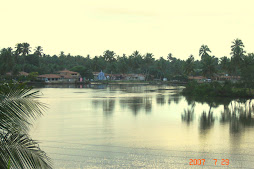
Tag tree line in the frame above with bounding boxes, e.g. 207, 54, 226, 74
0, 39, 253, 82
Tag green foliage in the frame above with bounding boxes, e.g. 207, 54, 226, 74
28, 72, 39, 81
71, 66, 93, 79
201, 55, 218, 78
0, 82, 52, 168
183, 81, 252, 98
0, 39, 253, 86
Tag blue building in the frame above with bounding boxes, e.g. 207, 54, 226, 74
98, 71, 106, 80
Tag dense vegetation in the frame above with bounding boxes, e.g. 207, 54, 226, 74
0, 39, 253, 82
182, 81, 253, 98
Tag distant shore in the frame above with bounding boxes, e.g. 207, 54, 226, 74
26, 80, 187, 86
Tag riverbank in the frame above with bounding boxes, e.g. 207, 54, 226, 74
182, 81, 254, 99
26, 80, 187, 86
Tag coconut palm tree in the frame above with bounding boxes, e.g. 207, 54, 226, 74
231, 38, 245, 65
34, 46, 43, 57
184, 55, 195, 76
167, 53, 173, 62
201, 55, 217, 78
199, 45, 211, 59
15, 43, 23, 56
21, 43, 31, 56
0, 48, 14, 74
0, 83, 52, 169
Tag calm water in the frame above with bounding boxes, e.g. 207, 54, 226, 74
30, 85, 254, 168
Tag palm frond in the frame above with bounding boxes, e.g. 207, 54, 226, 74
0, 132, 52, 169
0, 83, 47, 133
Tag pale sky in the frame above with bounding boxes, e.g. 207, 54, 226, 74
1, 0, 254, 60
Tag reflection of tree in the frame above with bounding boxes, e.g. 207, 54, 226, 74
156, 94, 165, 105
92, 100, 100, 108
182, 108, 194, 125
92, 99, 115, 115
181, 103, 195, 125
220, 99, 254, 134
168, 98, 171, 105
103, 99, 115, 115
185, 95, 232, 108
144, 97, 152, 114
199, 109, 215, 132
120, 97, 152, 116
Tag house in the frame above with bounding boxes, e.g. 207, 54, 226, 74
214, 74, 241, 82
37, 74, 62, 82
6, 71, 29, 77
58, 69, 80, 82
37, 69, 80, 83
124, 74, 145, 81
188, 76, 207, 83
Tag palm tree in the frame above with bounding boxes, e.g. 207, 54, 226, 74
142, 53, 154, 80
103, 50, 115, 62
220, 56, 230, 73
21, 42, 31, 56
167, 53, 173, 62
15, 43, 23, 56
34, 46, 43, 57
231, 38, 245, 66
0, 48, 14, 74
199, 45, 211, 59
0, 83, 52, 169
184, 55, 194, 76
201, 55, 217, 78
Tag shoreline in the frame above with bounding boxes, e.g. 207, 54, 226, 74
26, 81, 187, 85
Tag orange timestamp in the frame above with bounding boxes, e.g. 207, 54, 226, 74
189, 159, 229, 166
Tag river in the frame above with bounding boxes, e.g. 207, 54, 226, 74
30, 84, 254, 168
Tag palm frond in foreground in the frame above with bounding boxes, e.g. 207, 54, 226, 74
0, 82, 52, 169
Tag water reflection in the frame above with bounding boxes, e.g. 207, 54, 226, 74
120, 97, 152, 116
181, 103, 195, 125
31, 85, 254, 168
182, 96, 254, 136
156, 94, 165, 105
199, 110, 215, 132
220, 100, 254, 134
92, 99, 115, 115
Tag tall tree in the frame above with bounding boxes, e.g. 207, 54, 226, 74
167, 53, 173, 62
184, 55, 195, 76
34, 46, 43, 57
21, 42, 31, 56
103, 50, 115, 62
231, 38, 245, 66
0, 48, 14, 74
220, 56, 231, 74
201, 55, 217, 78
199, 45, 211, 59
129, 50, 142, 73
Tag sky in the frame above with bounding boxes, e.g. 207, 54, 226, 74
1, 0, 254, 60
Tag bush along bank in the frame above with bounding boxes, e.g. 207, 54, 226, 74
182, 81, 253, 98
